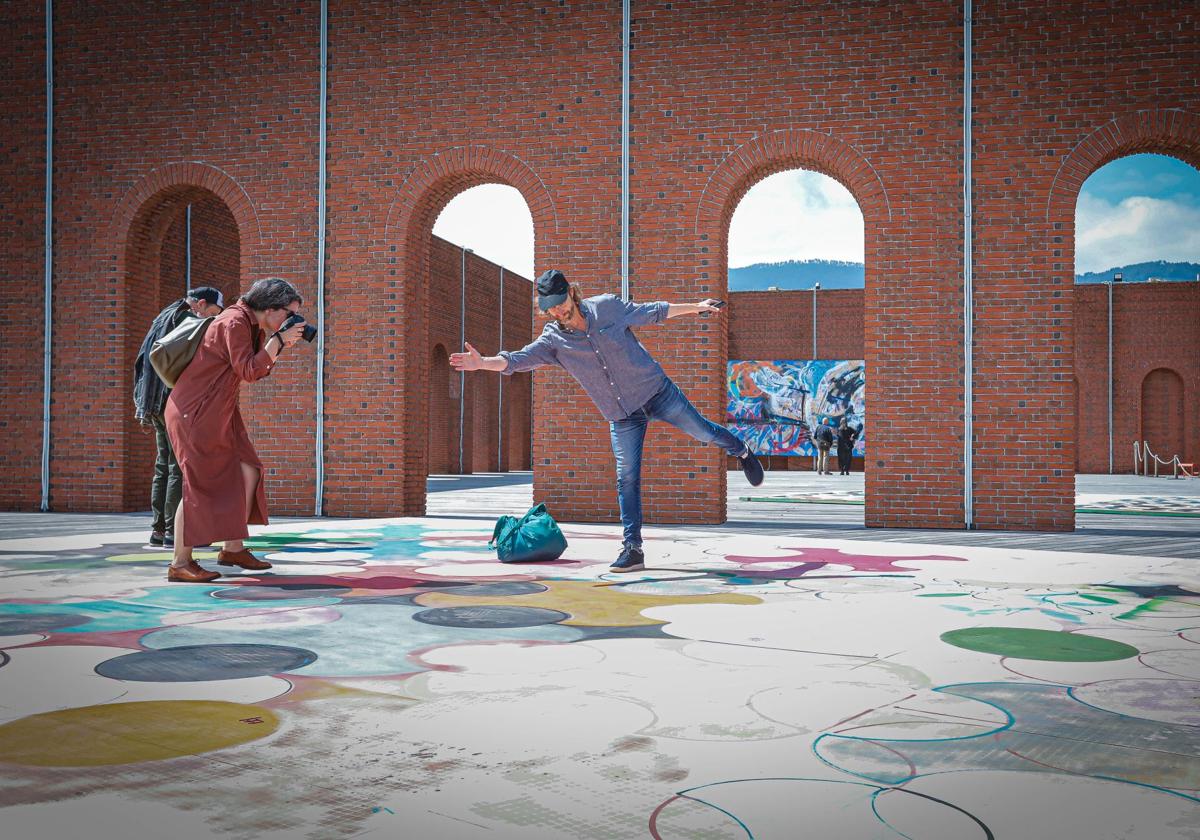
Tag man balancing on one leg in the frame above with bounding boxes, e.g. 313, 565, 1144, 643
450, 270, 764, 573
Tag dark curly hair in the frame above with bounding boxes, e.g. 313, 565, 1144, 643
241, 277, 303, 311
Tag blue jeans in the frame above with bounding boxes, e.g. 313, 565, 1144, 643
609, 379, 747, 547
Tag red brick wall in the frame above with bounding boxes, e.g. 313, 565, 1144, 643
17, 0, 322, 515
1, 1, 1197, 531
426, 235, 533, 475
0, 4, 47, 510
1075, 282, 1199, 473
974, 1, 1200, 528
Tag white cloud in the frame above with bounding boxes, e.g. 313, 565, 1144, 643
1076, 193, 1200, 274
432, 184, 535, 279
728, 170, 865, 268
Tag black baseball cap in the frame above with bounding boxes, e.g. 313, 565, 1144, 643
187, 286, 224, 308
536, 270, 569, 311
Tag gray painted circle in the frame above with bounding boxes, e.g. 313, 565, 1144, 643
413, 605, 569, 628
95, 644, 317, 682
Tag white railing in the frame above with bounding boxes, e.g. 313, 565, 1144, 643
1133, 440, 1196, 478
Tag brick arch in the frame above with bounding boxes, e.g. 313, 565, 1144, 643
1140, 367, 1186, 463
111, 162, 262, 284
380, 146, 556, 514
694, 128, 891, 240
110, 164, 258, 511
1046, 109, 1200, 222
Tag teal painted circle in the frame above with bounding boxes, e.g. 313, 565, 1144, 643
940, 627, 1138, 662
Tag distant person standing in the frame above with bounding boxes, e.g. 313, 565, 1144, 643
836, 415, 859, 476
132, 287, 225, 548
813, 419, 835, 475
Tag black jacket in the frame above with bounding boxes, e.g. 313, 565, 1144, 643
837, 425, 860, 451
133, 299, 191, 421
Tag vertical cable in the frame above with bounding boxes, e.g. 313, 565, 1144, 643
459, 247, 471, 473
40, 0, 54, 512
962, 0, 975, 528
185, 204, 192, 290
497, 266, 504, 471
620, 0, 630, 299
314, 0, 328, 514
1107, 279, 1113, 474
811, 282, 819, 360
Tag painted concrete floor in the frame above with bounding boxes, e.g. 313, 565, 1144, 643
1, 476, 1199, 838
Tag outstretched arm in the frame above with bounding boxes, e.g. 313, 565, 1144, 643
449, 342, 507, 372
451, 335, 557, 375
667, 299, 724, 319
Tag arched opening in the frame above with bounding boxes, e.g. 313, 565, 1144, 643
1141, 368, 1186, 463
430, 183, 534, 476
122, 186, 241, 510
725, 166, 867, 512
363, 147, 555, 517
427, 344, 454, 474
1072, 151, 1200, 474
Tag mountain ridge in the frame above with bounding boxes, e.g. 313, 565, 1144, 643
728, 258, 1200, 290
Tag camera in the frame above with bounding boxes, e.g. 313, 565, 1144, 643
281, 313, 318, 343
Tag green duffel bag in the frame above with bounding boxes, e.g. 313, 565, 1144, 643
489, 502, 568, 563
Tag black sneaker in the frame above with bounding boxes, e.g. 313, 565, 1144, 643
738, 449, 764, 487
610, 544, 645, 573
148, 532, 165, 547
163, 533, 175, 548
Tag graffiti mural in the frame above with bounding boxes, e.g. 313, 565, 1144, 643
727, 359, 865, 455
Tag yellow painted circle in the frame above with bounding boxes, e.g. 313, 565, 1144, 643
0, 700, 279, 767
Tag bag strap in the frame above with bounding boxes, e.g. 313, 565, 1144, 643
489, 515, 519, 549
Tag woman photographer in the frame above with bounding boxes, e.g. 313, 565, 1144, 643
164, 277, 307, 582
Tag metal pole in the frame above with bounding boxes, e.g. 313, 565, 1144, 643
1107, 278, 1113, 474
314, 0, 328, 514
459, 247, 471, 474
40, 0, 54, 512
812, 282, 819, 360
497, 265, 504, 472
185, 204, 192, 290
620, 0, 630, 300
962, 0, 975, 528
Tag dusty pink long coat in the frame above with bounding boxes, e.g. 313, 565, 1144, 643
165, 301, 276, 546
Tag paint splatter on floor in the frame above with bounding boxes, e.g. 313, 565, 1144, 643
1, 517, 1198, 838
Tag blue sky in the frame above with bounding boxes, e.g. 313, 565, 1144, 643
1074, 154, 1200, 274
431, 154, 1200, 280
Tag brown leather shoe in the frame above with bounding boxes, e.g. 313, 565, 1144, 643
167, 561, 221, 583
217, 548, 272, 571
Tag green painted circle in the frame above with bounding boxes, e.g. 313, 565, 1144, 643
940, 627, 1139, 662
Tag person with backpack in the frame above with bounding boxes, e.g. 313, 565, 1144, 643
450, 270, 764, 574
132, 287, 225, 548
813, 418, 835, 475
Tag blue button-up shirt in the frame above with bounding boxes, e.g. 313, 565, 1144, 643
499, 294, 671, 421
